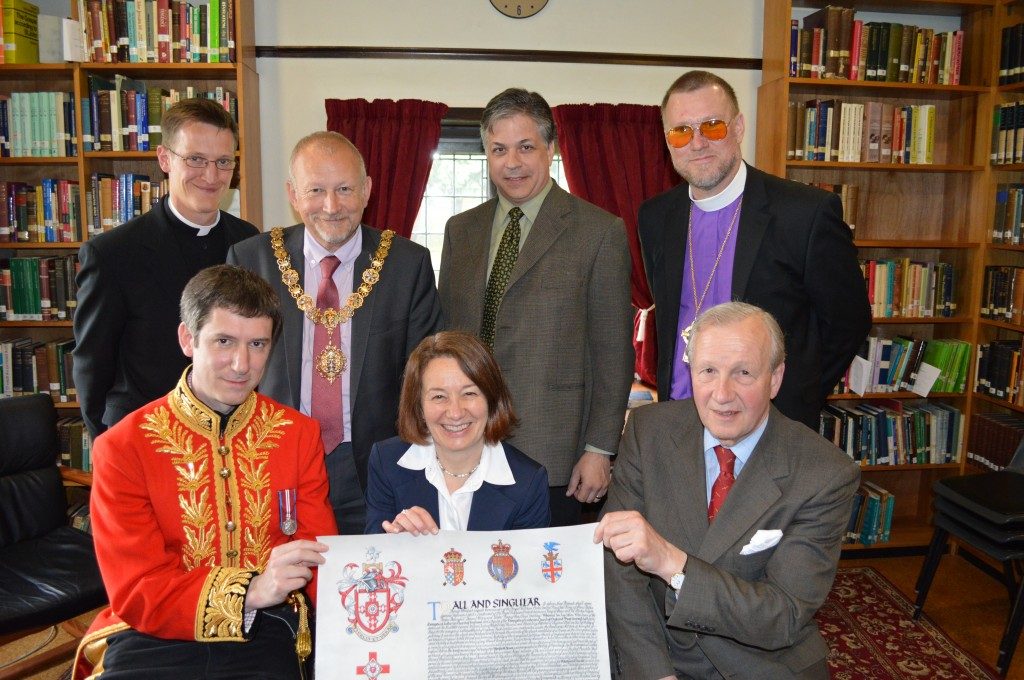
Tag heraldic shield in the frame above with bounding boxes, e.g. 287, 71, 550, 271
487, 540, 519, 589
442, 547, 466, 586
339, 547, 408, 642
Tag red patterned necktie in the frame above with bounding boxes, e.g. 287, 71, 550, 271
708, 445, 736, 522
312, 255, 343, 454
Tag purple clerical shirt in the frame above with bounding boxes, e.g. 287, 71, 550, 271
670, 195, 743, 400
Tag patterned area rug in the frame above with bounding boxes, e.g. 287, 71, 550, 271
818, 567, 999, 679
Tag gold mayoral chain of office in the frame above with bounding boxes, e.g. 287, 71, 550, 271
270, 226, 394, 384
680, 199, 742, 363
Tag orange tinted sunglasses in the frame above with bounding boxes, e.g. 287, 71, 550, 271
665, 118, 732, 148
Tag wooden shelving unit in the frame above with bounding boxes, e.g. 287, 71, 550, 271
0, 0, 261, 417
757, 0, 1006, 551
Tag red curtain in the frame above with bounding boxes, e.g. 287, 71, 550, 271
551, 103, 679, 387
325, 98, 449, 238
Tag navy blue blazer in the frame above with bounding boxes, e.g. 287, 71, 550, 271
364, 436, 551, 533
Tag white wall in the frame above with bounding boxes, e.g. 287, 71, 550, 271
253, 0, 768, 228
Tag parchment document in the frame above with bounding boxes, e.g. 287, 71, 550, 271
315, 523, 610, 679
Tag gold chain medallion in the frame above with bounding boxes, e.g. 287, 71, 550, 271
270, 227, 394, 383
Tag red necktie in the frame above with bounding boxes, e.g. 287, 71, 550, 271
708, 445, 736, 522
312, 255, 343, 454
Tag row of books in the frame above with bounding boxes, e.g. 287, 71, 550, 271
84, 75, 237, 153
0, 255, 79, 321
78, 0, 237, 64
790, 6, 963, 85
845, 482, 895, 546
0, 180, 85, 243
991, 102, 1024, 166
975, 339, 1024, 406
999, 22, 1024, 86
968, 412, 1024, 471
992, 184, 1024, 245
0, 337, 76, 402
835, 335, 970, 396
981, 265, 1024, 325
807, 182, 859, 232
0, 91, 78, 158
787, 99, 936, 165
861, 258, 956, 319
821, 399, 963, 466
86, 172, 166, 235
57, 416, 92, 472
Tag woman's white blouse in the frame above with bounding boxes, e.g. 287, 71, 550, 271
396, 441, 515, 530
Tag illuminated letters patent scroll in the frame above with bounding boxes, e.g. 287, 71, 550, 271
315, 523, 610, 679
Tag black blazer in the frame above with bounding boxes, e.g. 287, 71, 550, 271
639, 165, 871, 429
73, 198, 258, 437
227, 224, 443, 489
363, 436, 550, 533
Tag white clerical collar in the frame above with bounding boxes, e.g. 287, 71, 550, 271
167, 196, 221, 236
690, 162, 747, 212
397, 441, 515, 486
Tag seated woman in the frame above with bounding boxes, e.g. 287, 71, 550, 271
365, 331, 550, 533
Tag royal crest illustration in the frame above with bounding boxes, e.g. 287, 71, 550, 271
541, 541, 563, 583
441, 547, 466, 587
355, 651, 390, 679
338, 547, 408, 642
487, 539, 519, 589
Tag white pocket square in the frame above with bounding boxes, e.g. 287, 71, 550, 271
739, 529, 783, 555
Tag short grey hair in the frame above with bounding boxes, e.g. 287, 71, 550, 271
480, 88, 556, 147
289, 130, 367, 183
686, 301, 786, 370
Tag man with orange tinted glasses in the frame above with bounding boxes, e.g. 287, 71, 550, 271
638, 70, 870, 430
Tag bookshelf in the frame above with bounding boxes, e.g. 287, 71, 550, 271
756, 0, 1002, 551
0, 0, 261, 427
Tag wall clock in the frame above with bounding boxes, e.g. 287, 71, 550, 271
489, 1, 549, 18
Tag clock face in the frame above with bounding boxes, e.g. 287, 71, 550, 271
489, 0, 549, 18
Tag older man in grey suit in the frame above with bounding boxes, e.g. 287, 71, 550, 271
439, 87, 633, 526
596, 301, 859, 680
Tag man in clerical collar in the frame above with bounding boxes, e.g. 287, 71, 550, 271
74, 98, 259, 440
228, 131, 443, 534
74, 264, 337, 680
639, 70, 871, 431
597, 301, 859, 679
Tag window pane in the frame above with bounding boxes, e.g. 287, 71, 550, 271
412, 152, 568, 281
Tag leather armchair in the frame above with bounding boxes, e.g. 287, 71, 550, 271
0, 394, 106, 679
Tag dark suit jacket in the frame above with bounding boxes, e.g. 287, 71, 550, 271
439, 184, 634, 485
227, 224, 443, 489
363, 436, 550, 533
604, 402, 860, 679
639, 165, 872, 429
72, 198, 258, 437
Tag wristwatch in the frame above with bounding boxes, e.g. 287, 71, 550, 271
670, 560, 687, 592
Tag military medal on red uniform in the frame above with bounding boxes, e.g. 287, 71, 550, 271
278, 488, 298, 536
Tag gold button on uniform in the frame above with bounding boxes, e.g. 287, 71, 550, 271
226, 521, 236, 531
219, 468, 230, 478
226, 550, 238, 558
218, 446, 229, 455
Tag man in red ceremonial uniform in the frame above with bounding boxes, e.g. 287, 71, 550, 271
73, 265, 338, 680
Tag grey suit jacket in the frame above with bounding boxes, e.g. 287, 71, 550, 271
604, 401, 860, 679
438, 184, 634, 485
227, 224, 443, 488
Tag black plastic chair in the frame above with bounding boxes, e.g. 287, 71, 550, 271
0, 394, 106, 679
913, 440, 1024, 677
